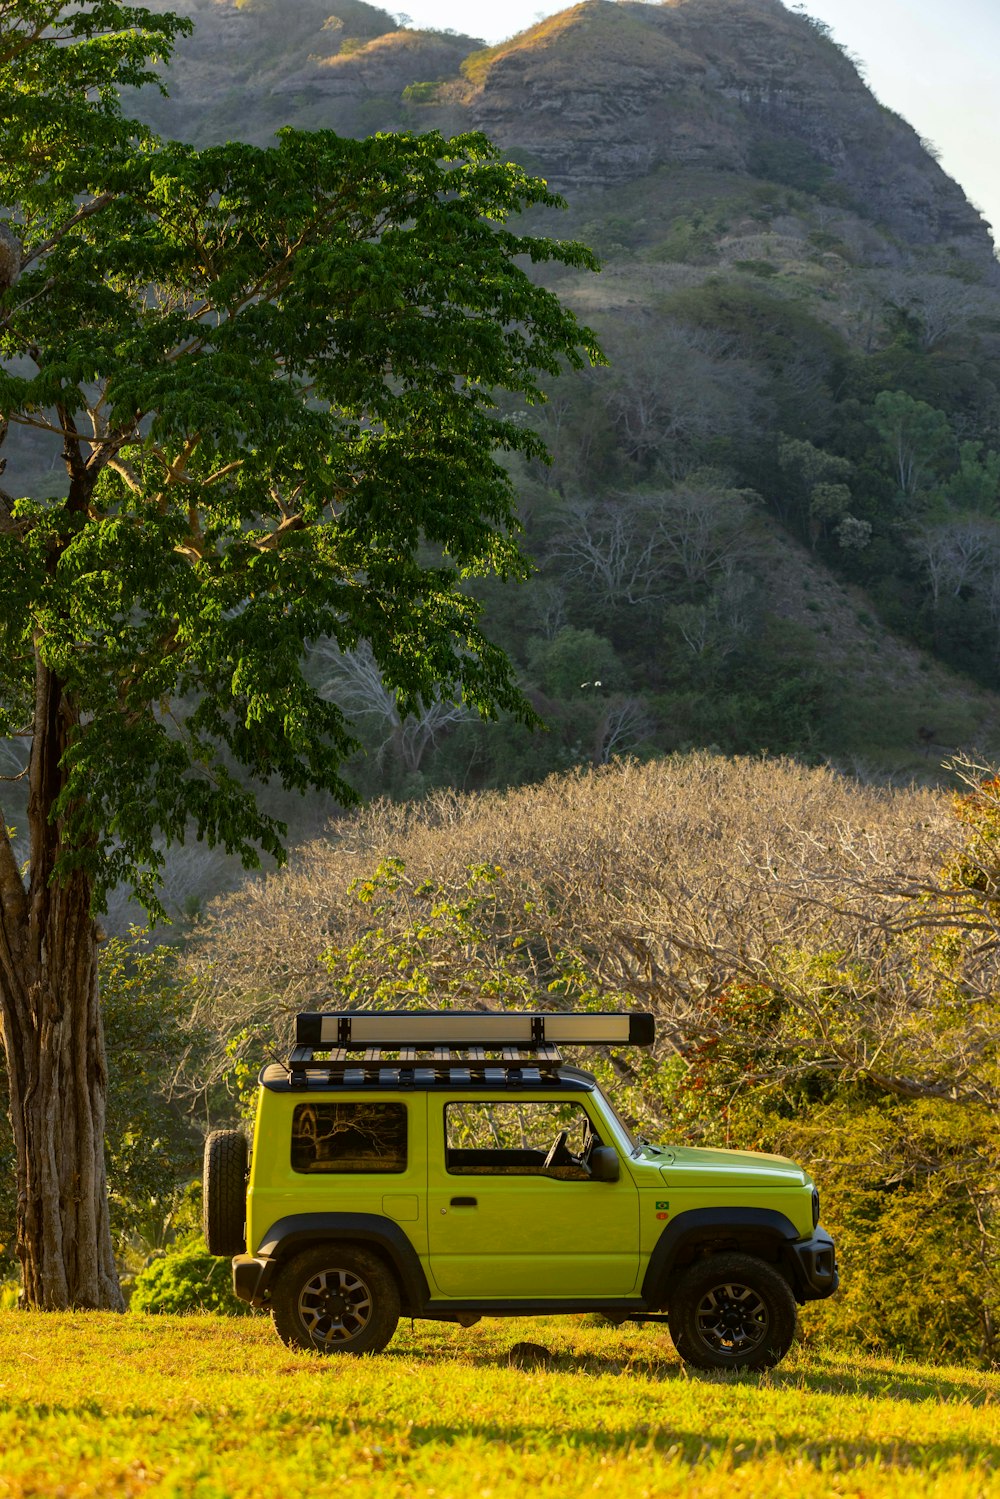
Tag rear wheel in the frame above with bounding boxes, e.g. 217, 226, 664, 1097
271, 1245, 400, 1356
668, 1252, 797, 1371
202, 1130, 248, 1256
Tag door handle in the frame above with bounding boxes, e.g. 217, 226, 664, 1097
450, 1196, 478, 1207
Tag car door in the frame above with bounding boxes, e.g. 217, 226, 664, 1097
426, 1095, 639, 1299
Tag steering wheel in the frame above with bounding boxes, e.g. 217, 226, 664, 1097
543, 1130, 570, 1170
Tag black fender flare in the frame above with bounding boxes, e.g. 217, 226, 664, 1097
256, 1213, 430, 1313
641, 1207, 801, 1304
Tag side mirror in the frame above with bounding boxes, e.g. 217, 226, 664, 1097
589, 1146, 620, 1182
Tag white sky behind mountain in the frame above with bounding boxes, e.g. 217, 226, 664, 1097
396, 0, 1000, 248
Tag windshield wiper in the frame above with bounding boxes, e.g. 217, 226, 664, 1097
634, 1134, 665, 1155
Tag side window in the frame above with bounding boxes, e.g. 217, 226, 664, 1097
291, 1102, 407, 1174
445, 1101, 599, 1178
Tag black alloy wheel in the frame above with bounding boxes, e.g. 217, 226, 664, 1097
271, 1245, 400, 1356
668, 1252, 797, 1371
298, 1265, 373, 1345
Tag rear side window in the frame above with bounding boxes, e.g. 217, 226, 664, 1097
291, 1102, 407, 1174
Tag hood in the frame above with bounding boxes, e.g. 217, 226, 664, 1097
650, 1144, 810, 1189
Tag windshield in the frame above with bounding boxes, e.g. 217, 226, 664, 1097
597, 1089, 639, 1152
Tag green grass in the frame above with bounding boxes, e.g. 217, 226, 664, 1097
0, 1313, 998, 1496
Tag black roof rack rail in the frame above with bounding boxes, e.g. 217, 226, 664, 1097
285, 1042, 567, 1090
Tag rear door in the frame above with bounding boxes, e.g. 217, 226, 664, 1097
249, 1092, 428, 1256
426, 1095, 639, 1299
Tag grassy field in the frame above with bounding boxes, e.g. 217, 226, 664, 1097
0, 1314, 997, 1498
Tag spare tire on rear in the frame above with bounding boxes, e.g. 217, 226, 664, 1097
203, 1130, 248, 1256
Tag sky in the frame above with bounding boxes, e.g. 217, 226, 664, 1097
393, 0, 1000, 245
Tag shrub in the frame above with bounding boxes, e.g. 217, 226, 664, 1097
130, 1238, 257, 1317
776, 1099, 999, 1363
747, 136, 833, 195
402, 80, 442, 103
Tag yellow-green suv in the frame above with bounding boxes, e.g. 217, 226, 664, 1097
203, 1010, 837, 1370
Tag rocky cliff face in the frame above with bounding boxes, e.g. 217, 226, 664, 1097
465, 0, 991, 264
267, 30, 480, 136
133, 0, 996, 273
131, 0, 438, 140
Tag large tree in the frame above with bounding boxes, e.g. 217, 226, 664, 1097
0, 0, 599, 1307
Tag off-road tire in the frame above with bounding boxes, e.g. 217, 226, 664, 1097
668, 1252, 797, 1372
271, 1244, 400, 1356
202, 1130, 248, 1256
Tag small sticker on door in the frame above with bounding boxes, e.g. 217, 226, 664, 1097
655, 1201, 669, 1210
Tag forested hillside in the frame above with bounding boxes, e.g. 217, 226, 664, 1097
6, 0, 998, 808
73, 0, 999, 798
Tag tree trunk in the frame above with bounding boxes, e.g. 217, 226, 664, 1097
0, 655, 122, 1309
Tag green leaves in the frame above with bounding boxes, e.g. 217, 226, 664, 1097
870, 389, 954, 505
0, 12, 602, 910
1, 2, 190, 230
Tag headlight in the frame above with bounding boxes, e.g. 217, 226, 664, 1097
812, 1188, 820, 1229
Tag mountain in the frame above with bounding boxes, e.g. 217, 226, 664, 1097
464, 0, 991, 261
116, 0, 1000, 792
137, 0, 996, 273
132, 0, 480, 140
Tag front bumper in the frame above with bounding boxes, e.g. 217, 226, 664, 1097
784, 1226, 838, 1301
232, 1254, 277, 1308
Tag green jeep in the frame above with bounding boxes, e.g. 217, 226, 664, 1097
204, 1010, 837, 1370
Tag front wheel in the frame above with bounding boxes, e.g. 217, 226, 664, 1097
668, 1252, 797, 1371
271, 1245, 400, 1356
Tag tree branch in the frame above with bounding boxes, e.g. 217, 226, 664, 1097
105, 457, 144, 494
0, 4, 65, 70
0, 482, 22, 535
203, 460, 243, 487
6, 410, 80, 440
864, 1067, 995, 1109
21, 193, 115, 270
254, 513, 306, 550
151, 434, 202, 484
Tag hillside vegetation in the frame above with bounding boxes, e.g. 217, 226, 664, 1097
7, 0, 999, 800
1, 1313, 998, 1497
97, 0, 1000, 799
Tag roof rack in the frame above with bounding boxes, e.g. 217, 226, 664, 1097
285, 1009, 654, 1090
296, 1009, 654, 1049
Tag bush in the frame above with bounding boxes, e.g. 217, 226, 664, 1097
130, 1237, 257, 1317
402, 80, 443, 103
777, 1099, 999, 1363
526, 627, 622, 700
